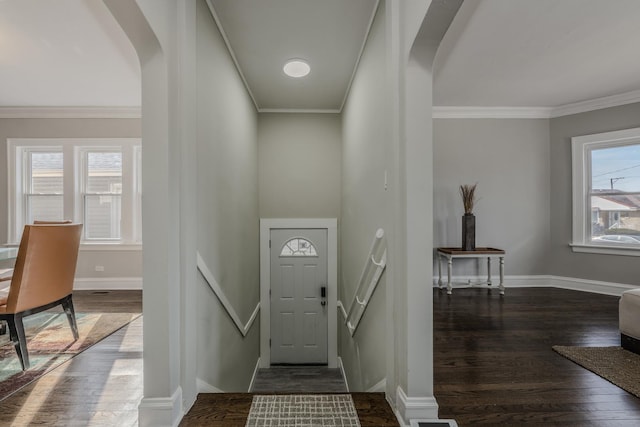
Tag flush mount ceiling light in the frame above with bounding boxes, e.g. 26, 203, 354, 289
283, 59, 310, 78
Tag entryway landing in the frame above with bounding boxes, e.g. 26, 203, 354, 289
251, 366, 347, 393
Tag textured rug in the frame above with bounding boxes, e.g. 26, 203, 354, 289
245, 394, 361, 427
0, 311, 140, 401
553, 345, 640, 398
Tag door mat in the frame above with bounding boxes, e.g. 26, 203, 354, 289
246, 394, 361, 427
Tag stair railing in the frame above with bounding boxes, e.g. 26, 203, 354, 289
196, 252, 260, 337
340, 228, 387, 336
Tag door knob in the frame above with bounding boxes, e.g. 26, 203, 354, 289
321, 286, 326, 298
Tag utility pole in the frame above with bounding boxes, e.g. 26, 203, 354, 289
610, 177, 625, 190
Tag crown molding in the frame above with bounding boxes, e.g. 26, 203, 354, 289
549, 89, 640, 118
0, 106, 141, 119
258, 108, 341, 114
339, 0, 380, 113
205, 0, 260, 113
433, 89, 640, 119
433, 106, 551, 119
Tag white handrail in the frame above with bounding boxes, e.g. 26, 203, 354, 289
341, 228, 387, 336
196, 252, 260, 337
370, 254, 385, 267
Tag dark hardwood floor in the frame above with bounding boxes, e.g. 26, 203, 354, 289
0, 290, 142, 427
251, 366, 347, 393
180, 392, 399, 427
3, 288, 638, 426
434, 287, 640, 426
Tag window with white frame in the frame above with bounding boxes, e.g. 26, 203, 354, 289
7, 138, 141, 245
571, 127, 640, 255
25, 150, 64, 224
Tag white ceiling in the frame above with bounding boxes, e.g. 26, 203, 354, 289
208, 0, 378, 112
2, 0, 640, 113
0, 0, 139, 108
434, 0, 640, 108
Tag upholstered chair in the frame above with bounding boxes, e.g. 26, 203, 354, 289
0, 223, 83, 370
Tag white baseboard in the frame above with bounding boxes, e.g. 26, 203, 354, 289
138, 386, 184, 427
395, 386, 439, 425
338, 357, 349, 392
248, 358, 261, 392
410, 420, 458, 427
74, 277, 142, 290
432, 274, 636, 297
549, 275, 636, 296
196, 378, 224, 393
367, 377, 386, 393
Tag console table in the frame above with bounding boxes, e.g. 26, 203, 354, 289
436, 247, 505, 295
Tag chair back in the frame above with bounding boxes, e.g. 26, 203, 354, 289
5, 224, 82, 313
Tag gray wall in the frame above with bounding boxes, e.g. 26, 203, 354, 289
340, 3, 388, 392
258, 113, 341, 219
549, 102, 640, 285
0, 117, 142, 280
195, 0, 260, 392
433, 118, 551, 277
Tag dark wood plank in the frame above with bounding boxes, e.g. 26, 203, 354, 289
5, 287, 637, 427
0, 290, 142, 427
251, 367, 347, 393
434, 287, 640, 426
72, 290, 143, 313
352, 392, 400, 427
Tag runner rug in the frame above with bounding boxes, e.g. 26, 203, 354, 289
553, 345, 640, 398
0, 311, 140, 401
245, 394, 361, 427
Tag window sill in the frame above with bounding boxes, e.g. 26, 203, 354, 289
3, 243, 142, 251
80, 243, 142, 251
570, 243, 640, 257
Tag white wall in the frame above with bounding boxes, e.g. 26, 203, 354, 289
195, 0, 260, 392
0, 117, 142, 282
340, 2, 389, 392
258, 113, 341, 219
433, 118, 551, 277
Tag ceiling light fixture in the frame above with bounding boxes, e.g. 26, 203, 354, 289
283, 59, 310, 78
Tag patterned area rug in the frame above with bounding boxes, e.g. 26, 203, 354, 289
0, 311, 140, 401
246, 394, 361, 427
553, 345, 640, 398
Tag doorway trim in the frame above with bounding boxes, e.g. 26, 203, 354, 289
260, 218, 337, 368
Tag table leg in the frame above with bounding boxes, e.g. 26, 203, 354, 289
447, 256, 453, 295
487, 257, 492, 286
499, 256, 505, 295
437, 254, 443, 289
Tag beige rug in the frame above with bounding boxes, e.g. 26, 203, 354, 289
0, 311, 140, 401
553, 345, 640, 398
246, 394, 361, 427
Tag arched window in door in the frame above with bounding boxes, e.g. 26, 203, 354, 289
280, 237, 318, 257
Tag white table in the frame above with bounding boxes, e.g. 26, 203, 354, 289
437, 247, 505, 295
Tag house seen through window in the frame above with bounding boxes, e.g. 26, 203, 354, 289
590, 144, 640, 244
7, 138, 141, 245
27, 151, 64, 223
572, 127, 640, 253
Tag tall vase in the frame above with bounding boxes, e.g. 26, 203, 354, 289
462, 213, 476, 251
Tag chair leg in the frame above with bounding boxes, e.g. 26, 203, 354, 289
62, 295, 79, 341
7, 314, 29, 370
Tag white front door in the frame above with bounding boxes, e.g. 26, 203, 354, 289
270, 228, 328, 365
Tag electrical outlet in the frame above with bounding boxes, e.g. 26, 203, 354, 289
95, 265, 105, 272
